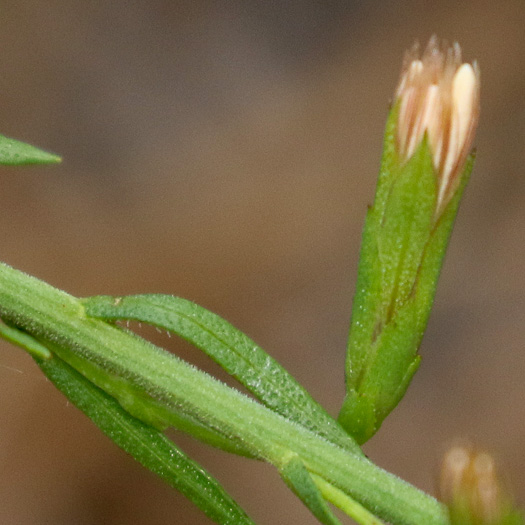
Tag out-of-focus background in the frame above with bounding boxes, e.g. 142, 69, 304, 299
1, 1, 524, 523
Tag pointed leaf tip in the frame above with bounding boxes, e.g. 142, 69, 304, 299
0, 135, 61, 165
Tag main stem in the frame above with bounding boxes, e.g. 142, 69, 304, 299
0, 262, 450, 525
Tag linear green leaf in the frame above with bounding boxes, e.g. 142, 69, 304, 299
280, 454, 342, 525
0, 321, 52, 360
42, 331, 257, 458
311, 475, 385, 525
36, 353, 255, 525
0, 135, 61, 165
0, 318, 253, 457
82, 294, 361, 455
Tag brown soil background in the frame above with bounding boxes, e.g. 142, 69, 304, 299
1, 1, 524, 524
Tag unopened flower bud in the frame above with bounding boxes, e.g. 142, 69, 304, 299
439, 445, 520, 524
339, 39, 481, 445
395, 37, 480, 214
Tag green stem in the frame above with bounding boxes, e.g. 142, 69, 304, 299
0, 262, 450, 525
312, 475, 385, 525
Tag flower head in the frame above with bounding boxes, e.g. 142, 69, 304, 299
439, 445, 516, 524
395, 37, 480, 213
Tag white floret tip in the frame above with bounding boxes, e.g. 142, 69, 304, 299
395, 37, 480, 214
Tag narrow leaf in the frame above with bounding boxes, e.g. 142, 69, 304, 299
0, 321, 52, 360
0, 135, 61, 165
36, 353, 255, 525
311, 475, 385, 525
43, 331, 257, 458
82, 294, 361, 455
280, 454, 342, 525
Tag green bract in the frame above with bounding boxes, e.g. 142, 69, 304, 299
339, 105, 474, 444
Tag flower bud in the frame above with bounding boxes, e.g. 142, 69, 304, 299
395, 37, 480, 214
439, 445, 521, 525
339, 39, 480, 445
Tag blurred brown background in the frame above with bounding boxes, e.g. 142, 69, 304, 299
0, 1, 524, 523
